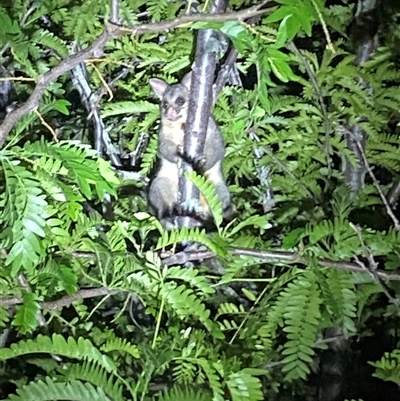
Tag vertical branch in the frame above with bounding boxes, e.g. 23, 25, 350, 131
178, 0, 228, 227
110, 0, 120, 24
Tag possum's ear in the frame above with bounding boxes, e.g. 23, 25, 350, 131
181, 71, 192, 90
149, 78, 168, 99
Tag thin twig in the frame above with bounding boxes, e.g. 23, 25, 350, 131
350, 223, 400, 312
34, 110, 59, 142
70, 60, 122, 165
87, 61, 114, 101
352, 130, 400, 231
0, 77, 35, 82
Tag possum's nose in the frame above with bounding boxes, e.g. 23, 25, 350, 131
165, 106, 180, 120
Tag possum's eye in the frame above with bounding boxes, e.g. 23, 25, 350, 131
175, 96, 185, 107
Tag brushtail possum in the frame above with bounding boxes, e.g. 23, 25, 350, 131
148, 73, 232, 227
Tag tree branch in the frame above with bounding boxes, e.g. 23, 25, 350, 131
110, 0, 120, 24
159, 247, 400, 281
1, 243, 399, 309
0, 287, 118, 310
0, 3, 270, 147
70, 60, 122, 166
178, 0, 228, 227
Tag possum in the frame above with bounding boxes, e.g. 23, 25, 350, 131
148, 72, 232, 228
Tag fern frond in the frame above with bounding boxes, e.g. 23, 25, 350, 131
226, 370, 263, 401
172, 359, 198, 384
196, 358, 224, 400
13, 293, 40, 334
216, 302, 246, 318
0, 306, 10, 328
1, 161, 48, 274
23, 139, 119, 200
148, 0, 169, 21
163, 56, 191, 74
218, 319, 240, 332
156, 385, 211, 401
0, 334, 116, 372
6, 377, 111, 401
320, 269, 357, 334
32, 29, 68, 57
185, 170, 224, 227
61, 361, 125, 401
102, 100, 158, 117
160, 283, 222, 338
267, 271, 322, 381
101, 337, 140, 359
140, 133, 158, 176
165, 266, 214, 295
280, 273, 322, 381
156, 226, 220, 255
370, 349, 400, 387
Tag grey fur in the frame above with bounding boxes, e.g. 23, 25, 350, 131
148, 73, 232, 225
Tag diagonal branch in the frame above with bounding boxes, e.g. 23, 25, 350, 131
0, 3, 270, 147
0, 287, 118, 310
352, 128, 400, 231
70, 61, 122, 166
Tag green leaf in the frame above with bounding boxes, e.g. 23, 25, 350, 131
190, 21, 224, 30
13, 293, 40, 334
220, 21, 246, 38
7, 377, 112, 401
0, 12, 21, 35
53, 100, 71, 115
274, 14, 292, 48
228, 215, 272, 237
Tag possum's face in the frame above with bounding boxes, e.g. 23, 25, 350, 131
149, 78, 189, 122
161, 84, 189, 121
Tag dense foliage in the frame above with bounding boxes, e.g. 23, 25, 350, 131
0, 0, 399, 400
